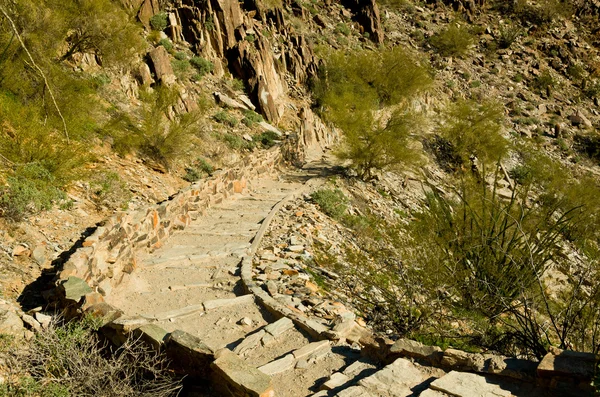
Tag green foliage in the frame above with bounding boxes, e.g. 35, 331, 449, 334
497, 24, 521, 49
171, 58, 190, 77
150, 12, 168, 31
183, 157, 214, 182
531, 70, 556, 93
88, 171, 130, 210
311, 188, 348, 220
0, 316, 182, 396
438, 99, 507, 168
158, 38, 173, 51
0, 163, 68, 221
334, 23, 351, 36
241, 110, 263, 127
220, 133, 254, 151
584, 80, 600, 99
429, 23, 473, 58
314, 47, 432, 179
254, 131, 279, 148
190, 56, 214, 79
214, 110, 238, 127
245, 34, 256, 43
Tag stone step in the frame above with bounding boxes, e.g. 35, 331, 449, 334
233, 317, 295, 357
428, 371, 514, 397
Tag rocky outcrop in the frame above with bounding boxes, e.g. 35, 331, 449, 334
148, 46, 175, 84
340, 0, 384, 43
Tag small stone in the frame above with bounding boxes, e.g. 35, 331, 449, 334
34, 312, 52, 329
12, 245, 30, 257
295, 359, 309, 369
21, 314, 41, 332
321, 372, 350, 390
239, 317, 253, 326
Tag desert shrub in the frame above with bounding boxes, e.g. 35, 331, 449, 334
584, 81, 600, 99
531, 70, 556, 93
184, 157, 214, 182
567, 63, 586, 80
0, 316, 182, 396
158, 38, 173, 51
334, 23, 351, 36
214, 110, 238, 127
254, 130, 279, 147
429, 23, 473, 57
150, 12, 168, 31
171, 58, 190, 77
437, 99, 508, 169
220, 133, 254, 151
497, 24, 521, 49
313, 47, 432, 179
241, 110, 263, 127
190, 56, 214, 78
0, 163, 68, 221
311, 188, 348, 220
88, 171, 131, 210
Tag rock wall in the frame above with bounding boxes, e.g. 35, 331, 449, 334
55, 147, 282, 295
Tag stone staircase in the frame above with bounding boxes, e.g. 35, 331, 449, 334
53, 152, 594, 397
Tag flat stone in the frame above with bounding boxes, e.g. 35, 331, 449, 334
0, 309, 24, 337
109, 316, 149, 333
430, 371, 512, 397
211, 349, 274, 397
335, 386, 375, 397
390, 338, 443, 362
154, 304, 204, 321
234, 330, 266, 356
258, 354, 295, 375
166, 330, 215, 378
537, 348, 598, 380
264, 317, 294, 337
420, 389, 451, 397
34, 312, 52, 329
321, 372, 350, 390
59, 276, 93, 302
358, 358, 427, 395
134, 324, 169, 350
203, 294, 254, 310
21, 314, 41, 332
258, 121, 283, 137
214, 91, 249, 110
293, 340, 330, 360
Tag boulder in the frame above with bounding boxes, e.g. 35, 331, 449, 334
148, 46, 175, 84
388, 338, 443, 364
211, 348, 274, 397
537, 347, 599, 381
0, 309, 24, 338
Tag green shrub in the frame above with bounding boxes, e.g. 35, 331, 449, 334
214, 111, 238, 127
150, 12, 168, 31
220, 133, 254, 150
429, 23, 473, 57
174, 51, 187, 61
438, 99, 508, 169
171, 58, 190, 77
241, 110, 263, 127
311, 188, 348, 220
184, 157, 214, 182
190, 56, 214, 78
567, 63, 586, 80
334, 23, 351, 36
89, 171, 131, 210
531, 70, 556, 93
497, 24, 521, 49
584, 81, 600, 99
0, 316, 182, 396
313, 47, 432, 179
254, 131, 279, 147
0, 163, 68, 221
245, 34, 256, 43
158, 38, 173, 51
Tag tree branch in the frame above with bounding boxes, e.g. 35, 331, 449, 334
0, 6, 70, 143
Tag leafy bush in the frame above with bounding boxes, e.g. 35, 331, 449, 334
184, 157, 214, 182
313, 47, 432, 179
0, 163, 68, 221
0, 316, 182, 396
190, 56, 214, 79
311, 188, 348, 220
158, 38, 173, 51
241, 110, 263, 127
438, 99, 508, 169
150, 12, 168, 31
89, 171, 131, 210
171, 58, 190, 77
254, 131, 279, 148
497, 24, 521, 49
214, 111, 238, 127
429, 23, 473, 57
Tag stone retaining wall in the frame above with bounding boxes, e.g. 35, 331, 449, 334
56, 147, 281, 295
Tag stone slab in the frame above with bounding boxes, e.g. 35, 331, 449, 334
293, 340, 330, 360
203, 294, 254, 310
234, 330, 266, 356
358, 358, 427, 396
211, 349, 274, 397
430, 371, 512, 397
389, 338, 443, 362
321, 372, 350, 390
264, 317, 294, 337
154, 304, 204, 320
166, 330, 215, 378
134, 324, 169, 350
60, 276, 93, 302
258, 354, 295, 375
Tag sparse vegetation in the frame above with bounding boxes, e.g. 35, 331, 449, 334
429, 23, 473, 58
150, 12, 169, 31
184, 157, 214, 182
190, 56, 214, 79
241, 110, 264, 127
214, 110, 239, 127
311, 188, 348, 220
0, 316, 182, 396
